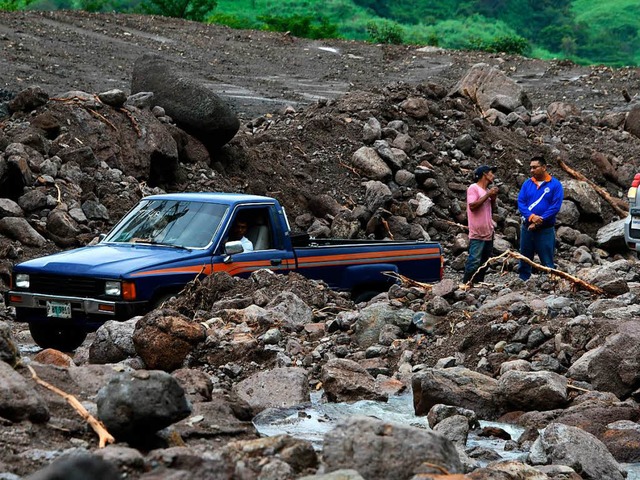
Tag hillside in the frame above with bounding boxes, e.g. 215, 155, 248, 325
2, 10, 640, 479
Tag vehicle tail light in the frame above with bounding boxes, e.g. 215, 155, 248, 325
99, 304, 115, 312
122, 281, 137, 301
629, 174, 640, 200
627, 242, 636, 249
9, 294, 22, 303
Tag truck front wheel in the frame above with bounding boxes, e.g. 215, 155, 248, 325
29, 323, 88, 351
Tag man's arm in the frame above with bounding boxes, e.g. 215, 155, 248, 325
468, 185, 498, 211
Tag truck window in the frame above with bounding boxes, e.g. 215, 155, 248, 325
104, 200, 228, 249
226, 207, 274, 251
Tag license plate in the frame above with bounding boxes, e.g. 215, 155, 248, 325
46, 301, 72, 319
633, 217, 640, 230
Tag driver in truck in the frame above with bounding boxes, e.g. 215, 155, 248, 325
228, 216, 254, 252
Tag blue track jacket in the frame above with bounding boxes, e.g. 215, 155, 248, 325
517, 175, 564, 228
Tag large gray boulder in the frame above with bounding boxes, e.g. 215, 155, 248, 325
96, 369, 191, 441
322, 416, 462, 479
131, 54, 240, 150
449, 63, 532, 114
529, 423, 625, 480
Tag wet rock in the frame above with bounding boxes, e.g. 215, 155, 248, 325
529, 422, 625, 480
233, 367, 309, 413
321, 358, 386, 403
413, 367, 500, 419
298, 470, 365, 480
497, 370, 568, 411
322, 416, 462, 478
0, 361, 49, 423
89, 318, 138, 364
133, 309, 205, 372
221, 435, 318, 476
27, 453, 121, 480
96, 369, 192, 441
432, 414, 470, 445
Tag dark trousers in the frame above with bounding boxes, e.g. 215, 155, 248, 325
519, 225, 555, 280
463, 239, 493, 283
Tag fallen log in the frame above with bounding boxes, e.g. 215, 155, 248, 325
558, 159, 628, 219
27, 364, 115, 448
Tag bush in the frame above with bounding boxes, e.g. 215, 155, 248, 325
208, 12, 257, 30
468, 34, 529, 55
141, 0, 216, 22
366, 20, 403, 44
257, 14, 339, 40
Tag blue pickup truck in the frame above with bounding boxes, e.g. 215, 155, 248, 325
5, 193, 443, 350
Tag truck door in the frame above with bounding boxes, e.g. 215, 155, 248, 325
212, 205, 295, 277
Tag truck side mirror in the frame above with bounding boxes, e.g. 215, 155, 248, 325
98, 233, 106, 242
224, 240, 244, 256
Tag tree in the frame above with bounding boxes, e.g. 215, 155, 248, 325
141, 0, 217, 21
0, 0, 34, 11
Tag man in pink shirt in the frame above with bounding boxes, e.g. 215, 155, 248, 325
463, 165, 499, 284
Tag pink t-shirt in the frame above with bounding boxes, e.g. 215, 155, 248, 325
467, 183, 495, 240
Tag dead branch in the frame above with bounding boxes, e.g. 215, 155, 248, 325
119, 107, 142, 137
27, 365, 115, 448
464, 250, 605, 295
441, 219, 468, 230
87, 108, 117, 131
339, 162, 361, 177
383, 271, 433, 291
380, 217, 394, 240
558, 159, 628, 219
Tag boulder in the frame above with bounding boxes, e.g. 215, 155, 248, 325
322, 416, 462, 479
449, 63, 531, 114
321, 358, 386, 403
96, 369, 192, 441
529, 422, 625, 480
233, 367, 309, 413
133, 309, 205, 371
131, 53, 240, 150
413, 367, 500, 419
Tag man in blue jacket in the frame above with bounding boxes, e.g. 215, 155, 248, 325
517, 157, 564, 280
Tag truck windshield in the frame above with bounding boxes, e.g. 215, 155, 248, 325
104, 199, 228, 249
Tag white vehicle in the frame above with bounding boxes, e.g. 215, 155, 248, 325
624, 173, 640, 253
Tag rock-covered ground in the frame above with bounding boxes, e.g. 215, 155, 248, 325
2, 9, 640, 480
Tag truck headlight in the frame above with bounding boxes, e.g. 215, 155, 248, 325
15, 273, 30, 289
105, 281, 122, 296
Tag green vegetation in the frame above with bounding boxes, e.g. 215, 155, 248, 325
2, 0, 638, 66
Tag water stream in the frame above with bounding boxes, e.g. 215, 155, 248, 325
253, 391, 640, 477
